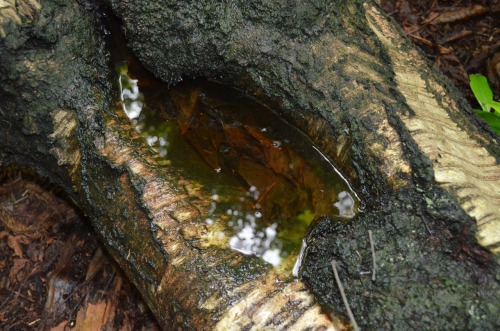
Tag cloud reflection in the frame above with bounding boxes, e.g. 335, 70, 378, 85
207, 187, 283, 266
334, 191, 355, 218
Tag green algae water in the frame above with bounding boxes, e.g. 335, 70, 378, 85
117, 64, 360, 272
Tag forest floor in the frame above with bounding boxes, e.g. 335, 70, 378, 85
0, 1, 499, 330
380, 0, 499, 102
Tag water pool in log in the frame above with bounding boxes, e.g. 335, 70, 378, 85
116, 64, 360, 273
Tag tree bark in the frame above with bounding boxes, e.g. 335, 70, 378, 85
1, 0, 499, 330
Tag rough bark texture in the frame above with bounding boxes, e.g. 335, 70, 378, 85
107, 0, 500, 248
1, 0, 499, 330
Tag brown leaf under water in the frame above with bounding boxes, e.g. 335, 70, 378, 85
171, 84, 348, 220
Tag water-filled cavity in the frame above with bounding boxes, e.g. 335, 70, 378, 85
117, 64, 360, 272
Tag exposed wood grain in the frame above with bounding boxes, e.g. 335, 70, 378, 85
366, 3, 500, 253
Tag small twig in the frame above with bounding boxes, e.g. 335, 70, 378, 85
407, 33, 434, 47
13, 194, 29, 205
253, 182, 275, 209
368, 230, 376, 282
331, 260, 360, 331
440, 29, 472, 44
0, 291, 14, 310
421, 217, 433, 235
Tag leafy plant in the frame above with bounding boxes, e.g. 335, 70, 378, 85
469, 74, 500, 135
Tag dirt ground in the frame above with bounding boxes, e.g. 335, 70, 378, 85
0, 170, 161, 330
1, 1, 499, 330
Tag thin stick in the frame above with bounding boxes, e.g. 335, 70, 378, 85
421, 218, 433, 235
253, 182, 275, 209
368, 230, 376, 282
331, 260, 360, 331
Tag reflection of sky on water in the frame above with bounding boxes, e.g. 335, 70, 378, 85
119, 67, 170, 157
206, 188, 356, 267
119, 67, 143, 120
334, 191, 355, 218
229, 218, 282, 266
207, 188, 283, 266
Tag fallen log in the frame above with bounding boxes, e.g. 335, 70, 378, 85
1, 0, 498, 329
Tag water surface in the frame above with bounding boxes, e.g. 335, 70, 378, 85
117, 65, 359, 271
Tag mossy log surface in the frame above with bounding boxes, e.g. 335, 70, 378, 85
1, 0, 499, 330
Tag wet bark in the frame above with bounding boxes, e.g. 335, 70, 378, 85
1, 0, 499, 330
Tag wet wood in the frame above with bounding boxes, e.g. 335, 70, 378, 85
1, 0, 499, 330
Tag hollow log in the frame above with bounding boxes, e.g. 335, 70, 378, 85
1, 0, 499, 330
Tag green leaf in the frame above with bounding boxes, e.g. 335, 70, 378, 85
470, 74, 493, 112
486, 100, 500, 112
475, 110, 500, 136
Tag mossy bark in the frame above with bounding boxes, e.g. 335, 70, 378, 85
1, 0, 499, 330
